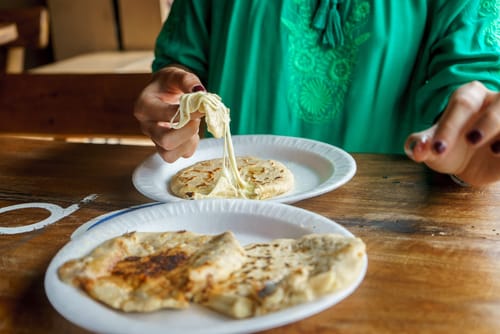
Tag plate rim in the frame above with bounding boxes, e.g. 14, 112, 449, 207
132, 134, 356, 204
46, 199, 367, 334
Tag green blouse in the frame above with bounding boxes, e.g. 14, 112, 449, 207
153, 0, 500, 154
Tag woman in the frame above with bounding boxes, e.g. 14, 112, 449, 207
134, 0, 500, 186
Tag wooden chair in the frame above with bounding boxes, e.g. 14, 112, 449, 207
0, 3, 184, 144
0, 5, 153, 143
0, 22, 18, 46
0, 6, 49, 74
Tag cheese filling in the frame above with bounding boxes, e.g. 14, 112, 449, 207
171, 92, 256, 198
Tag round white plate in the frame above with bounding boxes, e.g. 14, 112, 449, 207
46, 200, 367, 334
70, 202, 161, 239
132, 135, 356, 204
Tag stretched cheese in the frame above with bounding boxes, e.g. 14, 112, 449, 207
171, 92, 255, 198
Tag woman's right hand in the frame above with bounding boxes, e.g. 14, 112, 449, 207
134, 65, 206, 163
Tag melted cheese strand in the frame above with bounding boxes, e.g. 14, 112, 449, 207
174, 92, 254, 198
171, 92, 227, 138
223, 124, 255, 198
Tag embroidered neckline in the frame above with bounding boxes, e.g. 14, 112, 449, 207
282, 0, 371, 124
312, 0, 351, 47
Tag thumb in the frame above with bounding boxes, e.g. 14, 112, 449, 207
191, 84, 206, 93
157, 66, 206, 94
176, 69, 206, 93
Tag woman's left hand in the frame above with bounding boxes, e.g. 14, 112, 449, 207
405, 81, 500, 186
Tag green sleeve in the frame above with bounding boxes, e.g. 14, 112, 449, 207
413, 0, 500, 124
152, 0, 211, 83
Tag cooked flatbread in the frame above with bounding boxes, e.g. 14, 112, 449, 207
58, 230, 245, 312
58, 231, 365, 318
199, 234, 366, 318
170, 156, 294, 200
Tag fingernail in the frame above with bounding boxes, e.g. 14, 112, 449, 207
466, 130, 483, 144
192, 85, 206, 92
433, 141, 447, 154
157, 121, 171, 128
409, 140, 417, 152
491, 141, 500, 154
404, 140, 417, 158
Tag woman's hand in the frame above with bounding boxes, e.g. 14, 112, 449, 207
405, 81, 500, 186
134, 65, 205, 163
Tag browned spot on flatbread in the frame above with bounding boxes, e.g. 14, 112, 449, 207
112, 251, 189, 277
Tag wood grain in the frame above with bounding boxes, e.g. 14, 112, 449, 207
0, 138, 499, 334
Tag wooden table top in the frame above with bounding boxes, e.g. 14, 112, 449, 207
1, 137, 499, 334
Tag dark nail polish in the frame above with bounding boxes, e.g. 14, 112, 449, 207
433, 141, 447, 154
409, 140, 417, 152
491, 141, 500, 154
192, 85, 206, 92
466, 130, 483, 144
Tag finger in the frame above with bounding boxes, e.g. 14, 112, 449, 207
135, 94, 180, 122
491, 138, 500, 155
156, 132, 200, 163
176, 71, 205, 93
158, 111, 205, 127
138, 119, 158, 138
464, 94, 500, 147
152, 118, 201, 152
431, 81, 490, 155
404, 128, 435, 162
156, 66, 206, 95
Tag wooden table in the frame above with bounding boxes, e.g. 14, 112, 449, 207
1, 137, 499, 334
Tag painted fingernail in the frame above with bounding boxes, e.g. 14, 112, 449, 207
491, 141, 500, 154
409, 140, 417, 152
433, 141, 447, 154
466, 130, 483, 144
192, 85, 206, 92
404, 140, 417, 158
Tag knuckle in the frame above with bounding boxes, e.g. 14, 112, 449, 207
449, 91, 480, 112
467, 80, 484, 90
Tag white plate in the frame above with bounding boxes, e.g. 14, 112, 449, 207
70, 202, 161, 239
45, 200, 367, 334
132, 135, 356, 204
